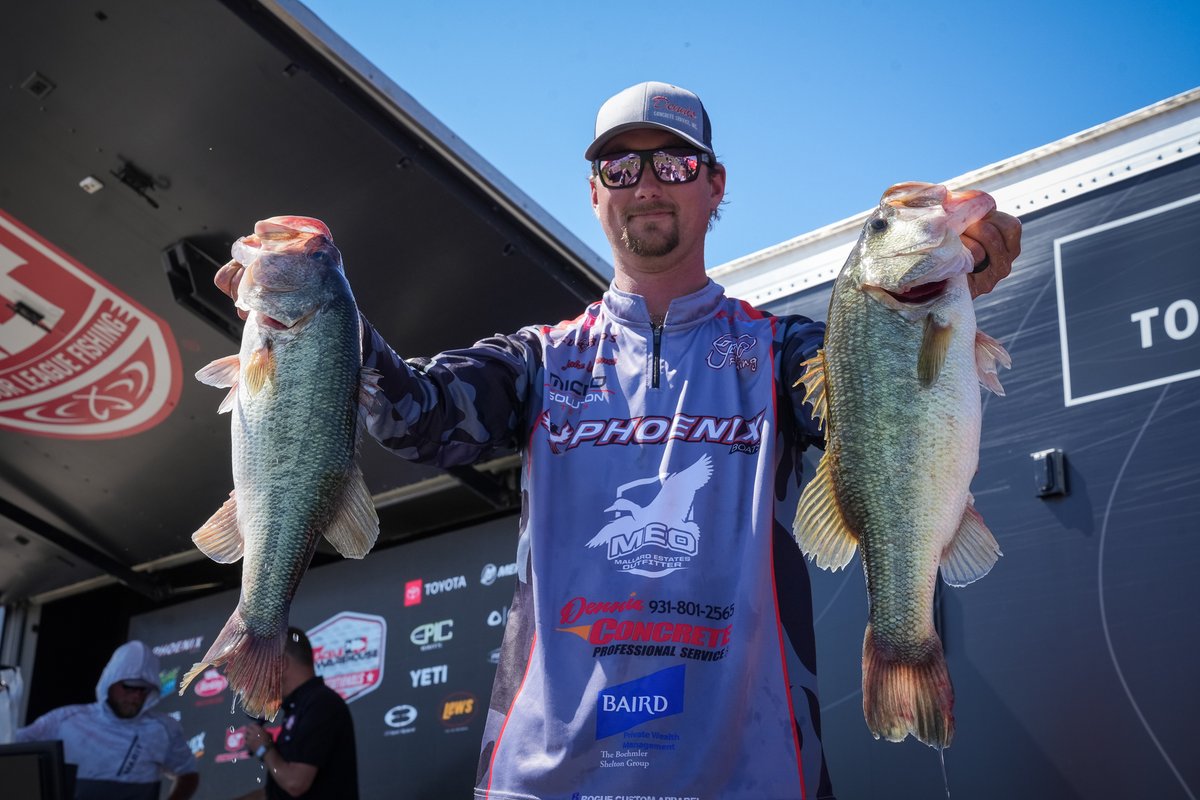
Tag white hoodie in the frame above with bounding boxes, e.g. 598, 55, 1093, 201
16, 641, 196, 797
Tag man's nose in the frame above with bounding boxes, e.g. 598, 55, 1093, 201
634, 165, 663, 199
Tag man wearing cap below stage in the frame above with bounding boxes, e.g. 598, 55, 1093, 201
235, 628, 359, 800
16, 640, 199, 800
214, 80, 1020, 799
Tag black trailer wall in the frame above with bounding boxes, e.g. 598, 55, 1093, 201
766, 154, 1200, 799
128, 516, 520, 800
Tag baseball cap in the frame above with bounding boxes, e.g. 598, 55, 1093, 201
585, 81, 713, 161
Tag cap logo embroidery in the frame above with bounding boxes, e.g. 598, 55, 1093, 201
651, 95, 697, 120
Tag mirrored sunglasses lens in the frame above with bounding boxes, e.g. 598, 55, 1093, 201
599, 153, 643, 187
652, 151, 701, 183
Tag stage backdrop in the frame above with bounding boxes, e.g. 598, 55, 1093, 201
130, 515, 520, 799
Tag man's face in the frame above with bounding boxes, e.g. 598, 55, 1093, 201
107, 680, 153, 719
590, 129, 724, 265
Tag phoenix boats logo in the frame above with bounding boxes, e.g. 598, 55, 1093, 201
585, 455, 711, 577
539, 410, 764, 454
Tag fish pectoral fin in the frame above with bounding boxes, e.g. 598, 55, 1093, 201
792, 454, 858, 570
358, 366, 383, 412
794, 351, 829, 431
192, 491, 244, 563
244, 343, 275, 395
939, 497, 1003, 586
918, 315, 953, 388
974, 329, 1012, 396
323, 463, 380, 559
196, 355, 241, 388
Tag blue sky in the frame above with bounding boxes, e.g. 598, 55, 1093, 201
302, 0, 1199, 272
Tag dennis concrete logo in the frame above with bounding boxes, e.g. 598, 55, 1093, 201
309, 612, 387, 704
585, 455, 712, 577
0, 210, 181, 438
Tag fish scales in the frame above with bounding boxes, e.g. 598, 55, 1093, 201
180, 216, 379, 719
793, 182, 1008, 749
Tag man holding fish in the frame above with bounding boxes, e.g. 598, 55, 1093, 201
210, 81, 1020, 799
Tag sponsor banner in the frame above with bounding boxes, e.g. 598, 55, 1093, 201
0, 209, 181, 438
309, 611, 387, 704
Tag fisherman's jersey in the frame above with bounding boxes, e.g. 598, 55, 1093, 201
364, 280, 835, 800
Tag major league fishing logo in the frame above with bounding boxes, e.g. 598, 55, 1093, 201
585, 454, 712, 577
308, 612, 387, 703
0, 210, 181, 438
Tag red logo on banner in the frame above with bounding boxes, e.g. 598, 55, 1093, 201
404, 579, 423, 606
308, 612, 387, 704
0, 210, 181, 438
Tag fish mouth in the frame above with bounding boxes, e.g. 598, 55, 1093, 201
884, 279, 949, 304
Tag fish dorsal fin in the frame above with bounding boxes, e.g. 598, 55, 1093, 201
245, 343, 275, 396
192, 491, 244, 563
196, 355, 240, 388
974, 330, 1012, 396
918, 315, 952, 388
794, 352, 829, 431
792, 455, 858, 570
323, 463, 380, 559
939, 496, 1002, 586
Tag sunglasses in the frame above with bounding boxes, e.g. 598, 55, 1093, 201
593, 148, 712, 189
118, 682, 153, 694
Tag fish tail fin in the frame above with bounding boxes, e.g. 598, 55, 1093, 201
178, 607, 284, 720
862, 624, 955, 748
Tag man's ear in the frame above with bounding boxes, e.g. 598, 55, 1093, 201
589, 174, 599, 211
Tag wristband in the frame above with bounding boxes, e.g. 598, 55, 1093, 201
254, 743, 269, 760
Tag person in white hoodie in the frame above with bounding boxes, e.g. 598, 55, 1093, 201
16, 640, 199, 800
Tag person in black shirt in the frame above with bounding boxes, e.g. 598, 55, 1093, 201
238, 628, 358, 799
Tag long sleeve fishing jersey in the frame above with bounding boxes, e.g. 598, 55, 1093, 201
363, 279, 836, 800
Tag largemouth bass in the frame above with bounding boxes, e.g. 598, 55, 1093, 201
793, 182, 1010, 748
179, 216, 379, 719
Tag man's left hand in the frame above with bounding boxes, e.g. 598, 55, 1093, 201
963, 209, 1022, 298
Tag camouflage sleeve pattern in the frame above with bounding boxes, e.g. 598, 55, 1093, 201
775, 314, 827, 448
360, 317, 542, 467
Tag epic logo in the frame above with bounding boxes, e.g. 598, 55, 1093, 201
410, 620, 453, 649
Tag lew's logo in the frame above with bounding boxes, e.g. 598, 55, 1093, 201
0, 210, 181, 438
585, 455, 711, 577
441, 691, 477, 729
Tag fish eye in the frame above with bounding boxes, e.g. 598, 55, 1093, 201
869, 218, 888, 232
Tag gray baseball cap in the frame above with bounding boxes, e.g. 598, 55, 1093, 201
584, 81, 713, 161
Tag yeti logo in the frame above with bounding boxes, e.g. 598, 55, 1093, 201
585, 455, 712, 577
706, 334, 758, 371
